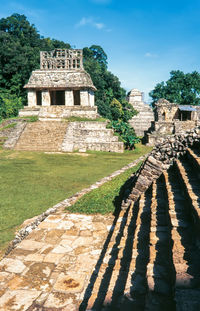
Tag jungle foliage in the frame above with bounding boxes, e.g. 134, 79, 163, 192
150, 70, 200, 107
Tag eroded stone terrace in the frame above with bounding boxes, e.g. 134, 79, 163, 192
1, 146, 200, 310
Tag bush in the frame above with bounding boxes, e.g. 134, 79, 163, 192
0, 91, 23, 120
108, 120, 140, 149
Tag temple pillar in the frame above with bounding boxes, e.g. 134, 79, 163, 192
89, 90, 95, 107
80, 90, 89, 106
42, 90, 51, 106
27, 91, 37, 107
65, 90, 74, 106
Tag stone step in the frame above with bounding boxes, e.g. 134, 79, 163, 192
145, 177, 176, 310
131, 114, 154, 118
75, 136, 119, 143
175, 158, 200, 224
15, 121, 68, 151
163, 170, 194, 288
186, 148, 200, 178
70, 121, 108, 130
86, 208, 133, 310
73, 128, 115, 138
163, 165, 200, 309
73, 142, 124, 153
62, 121, 124, 153
123, 190, 151, 309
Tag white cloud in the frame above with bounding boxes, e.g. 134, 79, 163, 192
95, 22, 105, 29
76, 17, 92, 27
75, 17, 110, 31
145, 52, 158, 58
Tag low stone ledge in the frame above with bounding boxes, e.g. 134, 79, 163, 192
3, 122, 27, 149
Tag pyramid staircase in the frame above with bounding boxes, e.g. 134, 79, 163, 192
80, 146, 200, 311
11, 121, 123, 153
15, 121, 68, 151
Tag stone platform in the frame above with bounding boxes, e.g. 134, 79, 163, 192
4, 120, 124, 153
19, 106, 98, 121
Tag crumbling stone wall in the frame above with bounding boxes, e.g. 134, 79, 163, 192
123, 126, 200, 208
147, 99, 199, 145
155, 99, 178, 121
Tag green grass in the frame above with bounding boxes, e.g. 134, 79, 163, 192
0, 143, 151, 253
0, 123, 17, 131
0, 116, 38, 126
68, 162, 142, 215
23, 116, 39, 122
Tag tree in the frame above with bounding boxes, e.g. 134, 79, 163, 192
83, 45, 134, 120
150, 70, 200, 107
0, 14, 70, 102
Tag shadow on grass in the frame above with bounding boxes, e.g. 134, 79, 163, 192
112, 172, 138, 217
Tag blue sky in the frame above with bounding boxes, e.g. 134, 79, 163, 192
1, 0, 200, 102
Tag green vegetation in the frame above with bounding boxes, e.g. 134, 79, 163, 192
0, 122, 17, 131
0, 92, 23, 121
0, 144, 151, 253
68, 162, 142, 215
108, 120, 140, 149
150, 70, 200, 106
25, 116, 39, 122
83, 46, 138, 148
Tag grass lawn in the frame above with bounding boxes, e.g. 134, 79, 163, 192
68, 162, 142, 215
0, 143, 151, 253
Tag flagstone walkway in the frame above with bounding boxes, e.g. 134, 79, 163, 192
0, 211, 120, 310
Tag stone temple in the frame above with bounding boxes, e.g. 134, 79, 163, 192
128, 88, 154, 137
20, 49, 98, 120
14, 49, 124, 153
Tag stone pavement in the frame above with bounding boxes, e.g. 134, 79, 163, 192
0, 211, 121, 310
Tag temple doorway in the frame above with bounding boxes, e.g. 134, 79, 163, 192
50, 91, 65, 105
36, 91, 42, 106
73, 90, 80, 105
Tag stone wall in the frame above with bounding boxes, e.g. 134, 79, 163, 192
62, 121, 124, 153
155, 99, 178, 121
147, 120, 198, 145
19, 105, 98, 120
122, 126, 200, 208
3, 122, 27, 149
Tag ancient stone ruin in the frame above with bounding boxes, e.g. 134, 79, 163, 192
19, 49, 97, 120
128, 88, 154, 137
11, 49, 124, 153
147, 98, 200, 145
